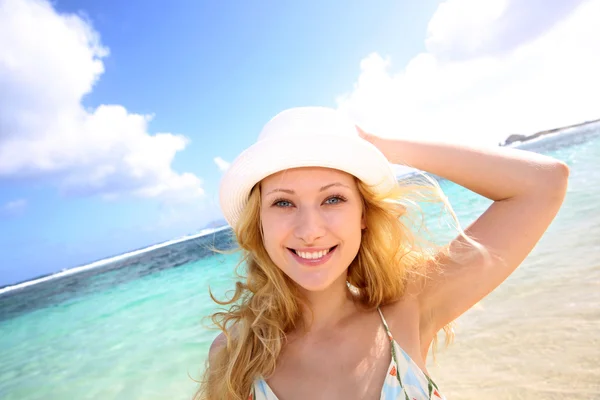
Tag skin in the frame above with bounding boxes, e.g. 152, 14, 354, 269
259, 167, 365, 294
211, 127, 570, 399
357, 127, 569, 348
259, 167, 394, 400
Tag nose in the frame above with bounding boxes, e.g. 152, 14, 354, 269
293, 206, 326, 244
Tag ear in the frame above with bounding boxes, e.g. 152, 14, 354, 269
361, 212, 367, 230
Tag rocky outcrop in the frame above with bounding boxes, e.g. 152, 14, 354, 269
501, 118, 600, 146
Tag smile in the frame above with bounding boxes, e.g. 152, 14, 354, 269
287, 246, 337, 266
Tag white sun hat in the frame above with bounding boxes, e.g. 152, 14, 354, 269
219, 106, 398, 229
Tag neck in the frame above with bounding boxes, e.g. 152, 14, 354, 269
297, 274, 356, 334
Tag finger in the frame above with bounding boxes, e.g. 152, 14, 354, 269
355, 125, 368, 138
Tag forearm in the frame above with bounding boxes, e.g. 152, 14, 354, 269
373, 137, 569, 201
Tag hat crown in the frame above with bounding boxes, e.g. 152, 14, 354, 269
257, 107, 358, 142
219, 105, 397, 230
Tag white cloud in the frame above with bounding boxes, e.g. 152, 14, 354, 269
213, 156, 231, 172
425, 0, 586, 61
337, 0, 600, 146
3, 198, 27, 211
0, 0, 204, 201
1, 198, 27, 217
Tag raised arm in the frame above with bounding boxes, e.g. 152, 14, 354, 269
358, 128, 569, 336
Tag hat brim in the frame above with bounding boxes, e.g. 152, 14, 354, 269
219, 135, 397, 229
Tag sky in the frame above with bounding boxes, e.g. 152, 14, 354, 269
1, 0, 599, 286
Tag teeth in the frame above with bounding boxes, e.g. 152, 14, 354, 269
296, 249, 330, 260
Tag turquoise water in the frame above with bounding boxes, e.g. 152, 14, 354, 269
1, 125, 599, 399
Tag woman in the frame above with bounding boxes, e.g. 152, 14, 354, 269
196, 107, 569, 399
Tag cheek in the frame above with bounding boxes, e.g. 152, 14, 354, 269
329, 210, 364, 254
262, 231, 278, 252
260, 214, 286, 258
327, 208, 364, 232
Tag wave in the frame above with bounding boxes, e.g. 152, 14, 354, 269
0, 225, 231, 295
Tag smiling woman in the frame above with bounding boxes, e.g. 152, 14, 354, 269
194, 107, 568, 400
260, 169, 365, 293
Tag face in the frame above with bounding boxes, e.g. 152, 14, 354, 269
259, 167, 366, 292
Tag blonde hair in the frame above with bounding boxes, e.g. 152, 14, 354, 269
194, 173, 486, 400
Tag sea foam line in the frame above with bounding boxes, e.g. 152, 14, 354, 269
0, 225, 231, 295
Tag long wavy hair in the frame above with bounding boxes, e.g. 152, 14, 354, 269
194, 172, 487, 399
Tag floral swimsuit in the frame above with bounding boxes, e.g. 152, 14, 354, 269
250, 307, 446, 399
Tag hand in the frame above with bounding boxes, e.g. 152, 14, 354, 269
355, 125, 375, 144
355, 125, 390, 160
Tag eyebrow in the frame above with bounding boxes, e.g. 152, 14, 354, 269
265, 182, 350, 196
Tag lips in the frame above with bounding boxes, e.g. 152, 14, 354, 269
287, 245, 337, 266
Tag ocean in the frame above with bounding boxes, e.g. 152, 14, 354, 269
1, 124, 599, 400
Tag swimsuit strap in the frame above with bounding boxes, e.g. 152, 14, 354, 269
377, 307, 444, 400
250, 307, 446, 400
377, 307, 411, 399
377, 306, 395, 341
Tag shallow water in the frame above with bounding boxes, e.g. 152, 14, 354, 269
1, 125, 599, 399
430, 126, 600, 399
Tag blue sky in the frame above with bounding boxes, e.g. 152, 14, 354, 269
1, 0, 598, 285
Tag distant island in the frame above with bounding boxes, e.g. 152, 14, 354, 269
500, 118, 600, 146
201, 218, 228, 230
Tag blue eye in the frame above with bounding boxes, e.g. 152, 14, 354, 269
273, 199, 293, 207
271, 195, 346, 208
325, 196, 346, 205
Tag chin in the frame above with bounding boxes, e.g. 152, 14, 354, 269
289, 269, 349, 293
295, 279, 336, 293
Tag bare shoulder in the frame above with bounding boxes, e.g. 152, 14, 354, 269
381, 295, 421, 333
380, 295, 429, 365
209, 332, 227, 364
382, 270, 442, 351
